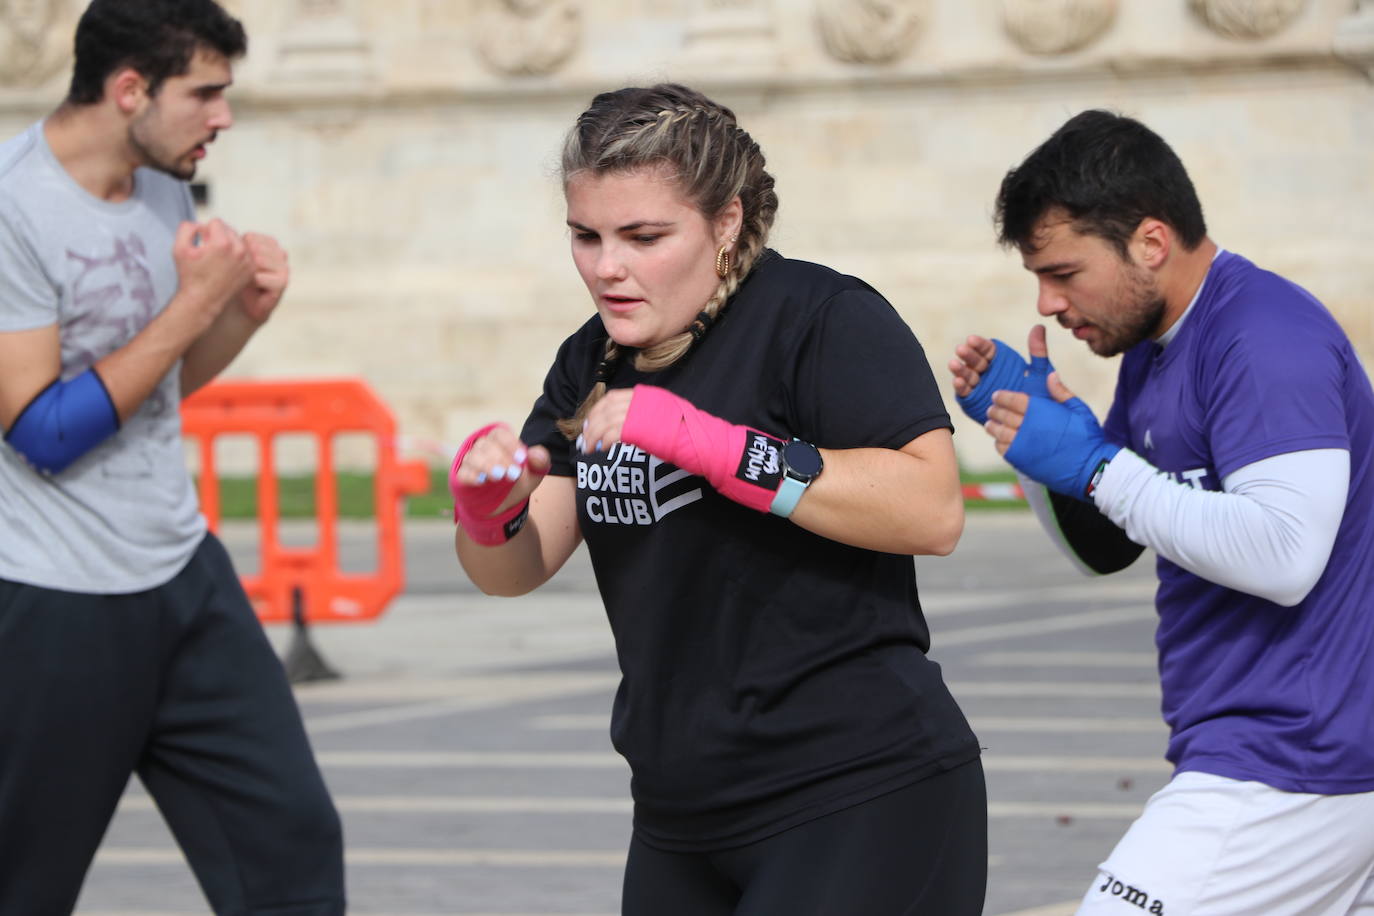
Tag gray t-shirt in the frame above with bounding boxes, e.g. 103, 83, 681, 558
0, 121, 205, 593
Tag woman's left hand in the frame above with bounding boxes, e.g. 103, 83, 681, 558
579, 388, 634, 454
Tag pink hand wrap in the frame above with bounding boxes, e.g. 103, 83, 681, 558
449, 423, 537, 545
620, 385, 785, 513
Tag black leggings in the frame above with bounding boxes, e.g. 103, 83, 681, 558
622, 758, 987, 916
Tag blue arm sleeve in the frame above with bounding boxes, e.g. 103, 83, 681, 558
3, 368, 120, 475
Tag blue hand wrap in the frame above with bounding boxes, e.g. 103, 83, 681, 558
1024, 354, 1053, 399
1003, 396, 1121, 501
956, 339, 1054, 424
4, 368, 120, 475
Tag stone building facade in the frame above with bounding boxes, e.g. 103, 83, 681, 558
2, 0, 1371, 471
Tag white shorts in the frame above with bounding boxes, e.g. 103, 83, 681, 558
1075, 771, 1374, 916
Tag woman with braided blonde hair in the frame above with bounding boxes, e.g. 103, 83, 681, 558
450, 83, 985, 914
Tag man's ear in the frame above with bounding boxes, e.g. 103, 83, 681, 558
109, 67, 149, 116
1133, 218, 1172, 271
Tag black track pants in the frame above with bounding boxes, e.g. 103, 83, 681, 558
0, 534, 345, 916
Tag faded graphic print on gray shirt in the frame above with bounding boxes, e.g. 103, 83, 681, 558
0, 121, 205, 593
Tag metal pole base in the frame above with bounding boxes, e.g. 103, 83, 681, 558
283, 587, 341, 684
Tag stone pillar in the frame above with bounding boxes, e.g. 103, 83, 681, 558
679, 0, 780, 73
1336, 0, 1374, 80
274, 0, 375, 86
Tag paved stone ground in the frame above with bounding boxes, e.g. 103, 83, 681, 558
74, 511, 1167, 916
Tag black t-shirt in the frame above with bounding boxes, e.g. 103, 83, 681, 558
521, 251, 979, 851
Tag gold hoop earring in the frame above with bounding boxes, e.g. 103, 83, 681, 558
715, 239, 736, 279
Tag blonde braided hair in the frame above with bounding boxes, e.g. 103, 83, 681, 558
556, 83, 779, 439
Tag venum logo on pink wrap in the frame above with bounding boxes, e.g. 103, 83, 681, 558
736, 432, 782, 490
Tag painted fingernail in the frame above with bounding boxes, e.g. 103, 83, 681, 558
513, 447, 528, 464
490, 465, 507, 481
595, 439, 604, 452
507, 465, 522, 479
475, 472, 487, 484
576, 434, 586, 452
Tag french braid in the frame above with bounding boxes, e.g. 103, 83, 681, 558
556, 84, 779, 439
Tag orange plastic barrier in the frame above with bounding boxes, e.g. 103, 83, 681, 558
182, 378, 431, 625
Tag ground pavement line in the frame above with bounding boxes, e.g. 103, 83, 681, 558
302, 678, 616, 735
293, 673, 620, 703
114, 795, 1143, 819
528, 713, 1164, 732
923, 578, 1156, 617
93, 846, 626, 867
972, 650, 1156, 668
937, 606, 1155, 647
991, 903, 1081, 916
301, 683, 1163, 737
302, 750, 1169, 773
292, 677, 1157, 705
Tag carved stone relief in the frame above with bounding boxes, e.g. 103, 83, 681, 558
0, 0, 76, 89
1187, 0, 1308, 40
816, 0, 929, 65
475, 0, 581, 77
1001, 0, 1118, 55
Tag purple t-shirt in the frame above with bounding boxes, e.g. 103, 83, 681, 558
1105, 251, 1374, 794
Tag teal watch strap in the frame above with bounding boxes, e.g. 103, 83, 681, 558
769, 475, 809, 518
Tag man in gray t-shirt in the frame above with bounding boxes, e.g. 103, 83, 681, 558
0, 3, 344, 913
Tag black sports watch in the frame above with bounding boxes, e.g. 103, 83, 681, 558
769, 439, 824, 518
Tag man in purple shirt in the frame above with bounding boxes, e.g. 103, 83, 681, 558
951, 110, 1374, 914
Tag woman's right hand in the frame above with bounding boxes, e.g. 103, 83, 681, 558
450, 423, 552, 519
451, 424, 581, 593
